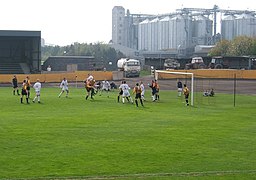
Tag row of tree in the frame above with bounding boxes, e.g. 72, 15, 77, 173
208, 36, 256, 57
42, 42, 124, 69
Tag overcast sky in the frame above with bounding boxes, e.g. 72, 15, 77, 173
1, 0, 255, 46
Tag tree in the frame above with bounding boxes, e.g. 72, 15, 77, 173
208, 36, 256, 57
208, 40, 230, 56
228, 36, 253, 56
41, 42, 124, 70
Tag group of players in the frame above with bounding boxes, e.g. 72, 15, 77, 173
12, 75, 41, 104
12, 74, 190, 106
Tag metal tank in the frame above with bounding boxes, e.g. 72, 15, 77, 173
193, 15, 213, 45
169, 14, 193, 50
235, 13, 256, 37
138, 19, 150, 51
159, 16, 170, 50
149, 17, 159, 51
221, 15, 236, 41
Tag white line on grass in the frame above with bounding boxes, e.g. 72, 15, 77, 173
9, 170, 256, 180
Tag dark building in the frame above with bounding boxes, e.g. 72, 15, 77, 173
0, 30, 41, 74
42, 56, 104, 71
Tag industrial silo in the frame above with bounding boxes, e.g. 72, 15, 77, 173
221, 15, 236, 41
169, 14, 193, 50
193, 15, 213, 45
235, 13, 256, 37
159, 16, 170, 50
138, 19, 150, 51
149, 17, 159, 51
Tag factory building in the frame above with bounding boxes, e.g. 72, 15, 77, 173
112, 6, 256, 57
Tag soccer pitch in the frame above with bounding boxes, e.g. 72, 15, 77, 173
0, 87, 256, 179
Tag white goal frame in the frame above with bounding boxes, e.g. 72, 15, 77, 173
154, 70, 194, 106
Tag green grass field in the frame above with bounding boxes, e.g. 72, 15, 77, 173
0, 86, 256, 179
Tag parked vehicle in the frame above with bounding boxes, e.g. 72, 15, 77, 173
117, 58, 141, 77
208, 56, 229, 69
185, 57, 206, 69
164, 59, 180, 70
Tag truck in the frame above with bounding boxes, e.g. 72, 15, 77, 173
185, 57, 206, 69
208, 56, 229, 69
164, 58, 180, 70
117, 58, 141, 77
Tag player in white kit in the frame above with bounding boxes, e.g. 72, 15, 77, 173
119, 81, 133, 104
58, 77, 69, 98
33, 79, 42, 103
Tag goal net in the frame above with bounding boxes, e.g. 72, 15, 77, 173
154, 70, 194, 106
154, 70, 217, 107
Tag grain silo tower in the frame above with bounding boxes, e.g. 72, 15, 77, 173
221, 15, 236, 41
159, 16, 170, 50
169, 14, 193, 50
149, 17, 159, 51
235, 13, 256, 37
193, 15, 213, 45
138, 19, 150, 51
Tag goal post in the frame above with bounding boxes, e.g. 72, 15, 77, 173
154, 70, 194, 106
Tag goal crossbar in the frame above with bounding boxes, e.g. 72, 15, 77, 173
154, 70, 194, 106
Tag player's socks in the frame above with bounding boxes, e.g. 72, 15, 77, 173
13, 90, 15, 95
117, 96, 120, 102
140, 99, 144, 106
26, 98, 29, 104
17, 90, 20, 95
135, 100, 138, 107
20, 98, 23, 103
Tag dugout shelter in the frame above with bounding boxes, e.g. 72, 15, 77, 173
0, 30, 41, 74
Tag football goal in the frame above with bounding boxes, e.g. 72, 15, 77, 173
154, 70, 194, 106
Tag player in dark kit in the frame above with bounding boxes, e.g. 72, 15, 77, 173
133, 83, 144, 107
12, 75, 20, 95
117, 81, 123, 103
20, 80, 29, 104
183, 84, 190, 106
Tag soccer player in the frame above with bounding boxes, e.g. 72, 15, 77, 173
133, 83, 144, 107
100, 79, 111, 97
149, 80, 157, 101
25, 76, 31, 98
87, 73, 94, 82
155, 80, 160, 100
33, 79, 42, 103
140, 81, 145, 101
183, 84, 190, 106
20, 79, 29, 104
12, 75, 20, 95
85, 78, 96, 100
58, 77, 69, 98
117, 81, 123, 103
177, 79, 183, 97
119, 81, 133, 104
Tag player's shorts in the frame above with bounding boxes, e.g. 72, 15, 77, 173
178, 88, 182, 92
35, 91, 40, 96
119, 90, 123, 95
86, 87, 92, 92
135, 93, 141, 99
62, 87, 68, 91
122, 91, 130, 97
21, 89, 27, 95
13, 85, 18, 88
